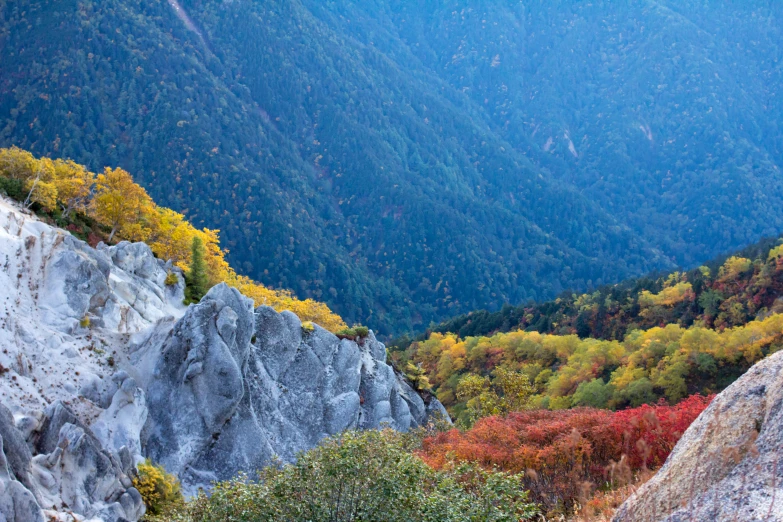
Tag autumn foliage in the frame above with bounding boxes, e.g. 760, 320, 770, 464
392, 309, 783, 425
0, 147, 346, 331
419, 394, 713, 513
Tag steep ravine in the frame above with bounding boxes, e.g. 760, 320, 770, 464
0, 197, 446, 522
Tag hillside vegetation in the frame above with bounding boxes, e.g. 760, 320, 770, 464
0, 146, 346, 330
420, 395, 712, 515
3, 1, 783, 335
392, 239, 783, 424
394, 231, 783, 345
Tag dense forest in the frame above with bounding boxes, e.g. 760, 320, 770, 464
2, 1, 783, 336
392, 232, 783, 346
391, 235, 783, 425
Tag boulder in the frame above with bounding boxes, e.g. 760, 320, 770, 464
614, 350, 783, 521
140, 284, 255, 478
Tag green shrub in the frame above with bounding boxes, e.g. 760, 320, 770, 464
164, 272, 179, 286
166, 429, 538, 521
79, 316, 91, 329
336, 325, 370, 341
184, 236, 210, 304
0, 176, 25, 201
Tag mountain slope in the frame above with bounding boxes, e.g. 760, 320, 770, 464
384, 0, 783, 266
2, 0, 782, 335
0, 194, 445, 520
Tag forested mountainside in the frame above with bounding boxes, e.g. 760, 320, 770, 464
390, 234, 783, 424
2, 1, 783, 336
392, 232, 783, 346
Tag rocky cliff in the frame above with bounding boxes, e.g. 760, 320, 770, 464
614, 349, 783, 521
0, 197, 446, 521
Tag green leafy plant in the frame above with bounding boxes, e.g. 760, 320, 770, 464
336, 325, 370, 341
165, 430, 537, 521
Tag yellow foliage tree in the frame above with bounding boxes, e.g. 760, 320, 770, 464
639, 282, 695, 307
0, 146, 39, 180
146, 207, 196, 267
92, 167, 154, 241
718, 256, 753, 282
53, 159, 94, 216
20, 157, 58, 210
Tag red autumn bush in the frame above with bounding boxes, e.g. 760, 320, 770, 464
612, 393, 713, 470
419, 394, 713, 513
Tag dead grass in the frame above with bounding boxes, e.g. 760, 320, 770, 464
560, 469, 656, 522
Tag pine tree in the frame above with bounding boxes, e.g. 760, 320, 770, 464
185, 236, 210, 304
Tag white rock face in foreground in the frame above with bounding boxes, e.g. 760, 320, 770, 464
0, 196, 185, 521
0, 197, 447, 521
614, 349, 783, 521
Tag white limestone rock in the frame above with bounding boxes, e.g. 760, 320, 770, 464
0, 195, 449, 517
614, 350, 783, 522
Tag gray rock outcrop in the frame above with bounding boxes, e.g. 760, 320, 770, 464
0, 401, 144, 522
614, 350, 783, 522
134, 284, 448, 493
0, 196, 448, 519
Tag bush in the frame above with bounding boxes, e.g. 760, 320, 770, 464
302, 321, 315, 333
164, 272, 179, 286
0, 177, 25, 201
419, 395, 713, 515
134, 459, 183, 517
166, 430, 538, 521
336, 325, 370, 341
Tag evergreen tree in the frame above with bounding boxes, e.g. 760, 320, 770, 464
185, 236, 210, 304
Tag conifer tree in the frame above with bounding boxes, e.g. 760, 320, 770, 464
185, 236, 210, 303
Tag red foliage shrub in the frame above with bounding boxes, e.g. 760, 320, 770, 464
612, 394, 712, 470
87, 232, 104, 248
419, 394, 713, 513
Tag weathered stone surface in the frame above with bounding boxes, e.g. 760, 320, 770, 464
92, 373, 148, 457
0, 195, 448, 519
139, 284, 253, 478
0, 435, 44, 522
0, 404, 36, 495
614, 350, 783, 522
0, 400, 144, 522
35, 401, 84, 456
138, 300, 449, 493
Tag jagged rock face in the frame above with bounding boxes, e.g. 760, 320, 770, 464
614, 350, 783, 522
0, 197, 182, 520
135, 284, 447, 492
0, 196, 449, 519
0, 401, 144, 522
0, 197, 185, 419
